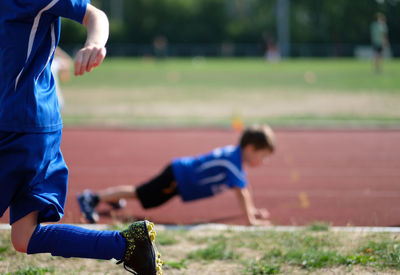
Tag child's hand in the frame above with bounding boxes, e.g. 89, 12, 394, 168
254, 208, 270, 219
249, 208, 271, 226
74, 45, 106, 76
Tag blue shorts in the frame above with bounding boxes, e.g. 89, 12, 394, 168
0, 130, 68, 225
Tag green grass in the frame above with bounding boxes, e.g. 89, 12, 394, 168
1, 226, 400, 274
3, 267, 55, 275
154, 228, 180, 246
244, 261, 281, 275
163, 259, 187, 270
306, 221, 331, 231
66, 58, 400, 92
187, 241, 240, 261
61, 57, 400, 128
359, 238, 400, 269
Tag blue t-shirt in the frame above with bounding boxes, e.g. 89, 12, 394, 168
0, 0, 88, 132
172, 145, 247, 202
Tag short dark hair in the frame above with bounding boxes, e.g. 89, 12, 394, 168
239, 125, 276, 152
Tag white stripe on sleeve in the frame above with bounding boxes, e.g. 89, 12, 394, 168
197, 160, 245, 183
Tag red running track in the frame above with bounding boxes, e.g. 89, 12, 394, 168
1, 128, 400, 226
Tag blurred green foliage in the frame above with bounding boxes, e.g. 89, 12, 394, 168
60, 0, 400, 47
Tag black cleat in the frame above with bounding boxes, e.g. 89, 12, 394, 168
77, 189, 99, 224
117, 220, 163, 275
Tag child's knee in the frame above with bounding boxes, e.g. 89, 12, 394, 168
11, 212, 39, 253
11, 229, 30, 253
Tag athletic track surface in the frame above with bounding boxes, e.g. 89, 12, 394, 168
1, 128, 400, 226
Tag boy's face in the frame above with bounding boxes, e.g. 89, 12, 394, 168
242, 145, 272, 167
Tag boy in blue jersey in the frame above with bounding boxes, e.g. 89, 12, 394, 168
78, 125, 275, 226
0, 1, 162, 274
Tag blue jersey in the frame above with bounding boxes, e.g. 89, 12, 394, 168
172, 145, 247, 202
0, 0, 88, 132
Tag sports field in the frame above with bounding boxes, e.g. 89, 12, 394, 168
2, 58, 400, 274
61, 58, 400, 128
46, 58, 400, 227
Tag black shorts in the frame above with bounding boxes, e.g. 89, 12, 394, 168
136, 164, 178, 209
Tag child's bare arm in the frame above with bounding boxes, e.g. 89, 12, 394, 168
233, 187, 270, 226
74, 4, 109, 76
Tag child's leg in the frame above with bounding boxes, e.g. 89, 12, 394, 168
78, 164, 176, 223
11, 211, 162, 273
97, 185, 137, 204
3, 131, 162, 272
77, 185, 136, 223
11, 211, 125, 260
11, 211, 38, 253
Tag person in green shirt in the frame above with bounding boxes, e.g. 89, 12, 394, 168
370, 12, 389, 73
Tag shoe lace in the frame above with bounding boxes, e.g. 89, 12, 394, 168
116, 260, 137, 274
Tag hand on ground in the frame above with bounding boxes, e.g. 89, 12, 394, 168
254, 208, 270, 220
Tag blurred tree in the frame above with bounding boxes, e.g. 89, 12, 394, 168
59, 0, 400, 56
291, 0, 399, 45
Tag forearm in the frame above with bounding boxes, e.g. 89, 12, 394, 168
235, 188, 257, 224
82, 5, 109, 48
234, 187, 270, 226
74, 4, 109, 76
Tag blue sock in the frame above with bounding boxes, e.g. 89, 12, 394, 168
27, 224, 126, 260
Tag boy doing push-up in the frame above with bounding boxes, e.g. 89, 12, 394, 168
79, 125, 275, 226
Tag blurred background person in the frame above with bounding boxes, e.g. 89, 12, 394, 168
153, 35, 168, 60
262, 32, 280, 63
370, 12, 389, 73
